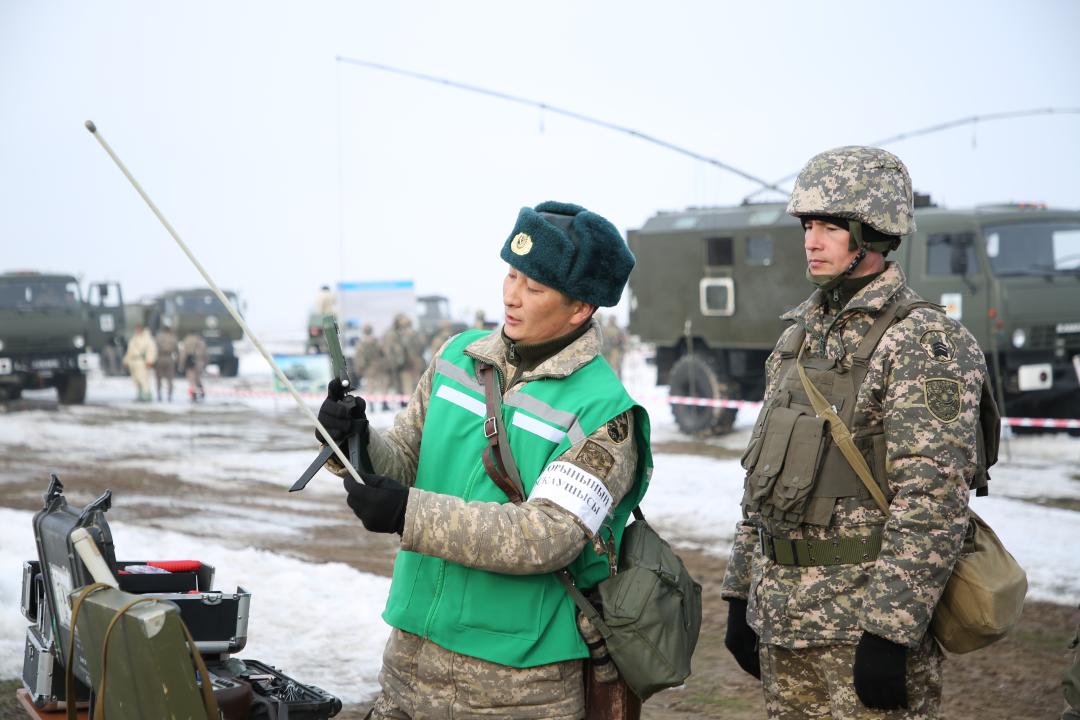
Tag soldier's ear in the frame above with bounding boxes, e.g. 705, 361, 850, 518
570, 302, 597, 327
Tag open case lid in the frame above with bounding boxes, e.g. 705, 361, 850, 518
31, 474, 117, 686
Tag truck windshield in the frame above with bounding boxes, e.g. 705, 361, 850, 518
171, 292, 239, 315
0, 279, 82, 309
983, 221, 1080, 276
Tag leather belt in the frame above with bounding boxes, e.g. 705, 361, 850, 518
759, 527, 882, 566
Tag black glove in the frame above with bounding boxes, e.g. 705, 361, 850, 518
853, 632, 908, 710
343, 473, 408, 535
724, 598, 761, 679
316, 378, 368, 446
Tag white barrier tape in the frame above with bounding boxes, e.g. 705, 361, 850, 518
667, 395, 763, 410
1003, 416, 1080, 429
203, 388, 412, 405
666, 394, 1080, 429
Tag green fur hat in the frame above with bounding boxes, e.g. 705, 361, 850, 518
499, 201, 635, 307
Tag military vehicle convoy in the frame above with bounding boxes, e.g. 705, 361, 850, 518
128, 288, 245, 376
0, 272, 92, 403
627, 200, 1080, 434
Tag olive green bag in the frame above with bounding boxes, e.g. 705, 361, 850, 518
559, 508, 703, 701
796, 359, 1027, 654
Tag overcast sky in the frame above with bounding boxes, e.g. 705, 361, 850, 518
2, 0, 1078, 340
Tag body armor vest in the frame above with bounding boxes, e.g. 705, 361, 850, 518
741, 297, 998, 534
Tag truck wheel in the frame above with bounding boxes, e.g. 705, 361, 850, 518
0, 385, 22, 401
219, 357, 239, 377
668, 355, 737, 435
57, 373, 87, 405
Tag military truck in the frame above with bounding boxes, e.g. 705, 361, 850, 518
0, 272, 91, 403
627, 200, 1080, 434
129, 288, 245, 376
83, 280, 127, 375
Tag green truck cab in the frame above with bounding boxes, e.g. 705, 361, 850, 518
83, 280, 127, 375
0, 272, 91, 403
627, 201, 1080, 434
130, 288, 245, 377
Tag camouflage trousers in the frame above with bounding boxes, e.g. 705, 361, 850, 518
760, 633, 943, 719
368, 628, 585, 719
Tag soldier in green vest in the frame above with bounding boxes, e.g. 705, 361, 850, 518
316, 201, 652, 719
720, 147, 995, 718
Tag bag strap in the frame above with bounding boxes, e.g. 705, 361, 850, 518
795, 346, 891, 516
476, 362, 525, 504
66, 583, 112, 720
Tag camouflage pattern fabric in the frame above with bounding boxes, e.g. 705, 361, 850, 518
370, 629, 585, 719
761, 632, 942, 719
329, 319, 639, 716
787, 146, 916, 236
721, 262, 987, 650
1065, 608, 1080, 719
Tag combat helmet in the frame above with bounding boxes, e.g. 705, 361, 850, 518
787, 146, 915, 255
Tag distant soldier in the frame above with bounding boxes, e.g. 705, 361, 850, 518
601, 315, 628, 379
154, 321, 179, 402
352, 324, 382, 388
314, 285, 336, 317
178, 332, 209, 402
1065, 606, 1080, 719
473, 309, 487, 329
381, 317, 408, 404
123, 324, 157, 402
427, 319, 455, 362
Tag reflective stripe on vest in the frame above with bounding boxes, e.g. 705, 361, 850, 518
383, 330, 652, 668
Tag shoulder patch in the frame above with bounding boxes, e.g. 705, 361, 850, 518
606, 414, 629, 444
920, 329, 955, 363
925, 378, 962, 422
575, 440, 615, 479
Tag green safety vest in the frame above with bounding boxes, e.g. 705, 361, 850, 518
383, 329, 651, 668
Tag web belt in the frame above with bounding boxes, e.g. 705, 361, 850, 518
759, 527, 883, 566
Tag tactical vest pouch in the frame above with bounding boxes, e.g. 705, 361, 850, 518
742, 406, 826, 529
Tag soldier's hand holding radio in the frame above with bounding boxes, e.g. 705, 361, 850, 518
316, 378, 369, 446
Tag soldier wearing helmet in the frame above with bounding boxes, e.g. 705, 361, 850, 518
721, 146, 997, 718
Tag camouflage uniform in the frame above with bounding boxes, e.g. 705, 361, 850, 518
1064, 606, 1080, 720
178, 333, 208, 401
338, 320, 644, 719
601, 316, 627, 380
154, 326, 178, 402
352, 325, 382, 388
721, 147, 990, 718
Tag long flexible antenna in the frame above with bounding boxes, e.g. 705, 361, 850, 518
741, 107, 1080, 202
335, 56, 785, 195
84, 120, 362, 485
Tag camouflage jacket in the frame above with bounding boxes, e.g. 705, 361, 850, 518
359, 318, 641, 574
720, 262, 986, 648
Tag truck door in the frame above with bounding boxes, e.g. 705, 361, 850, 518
85, 282, 126, 374
906, 224, 990, 344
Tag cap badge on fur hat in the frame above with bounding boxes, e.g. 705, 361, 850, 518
511, 232, 533, 255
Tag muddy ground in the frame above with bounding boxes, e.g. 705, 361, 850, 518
2, 397, 1077, 718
